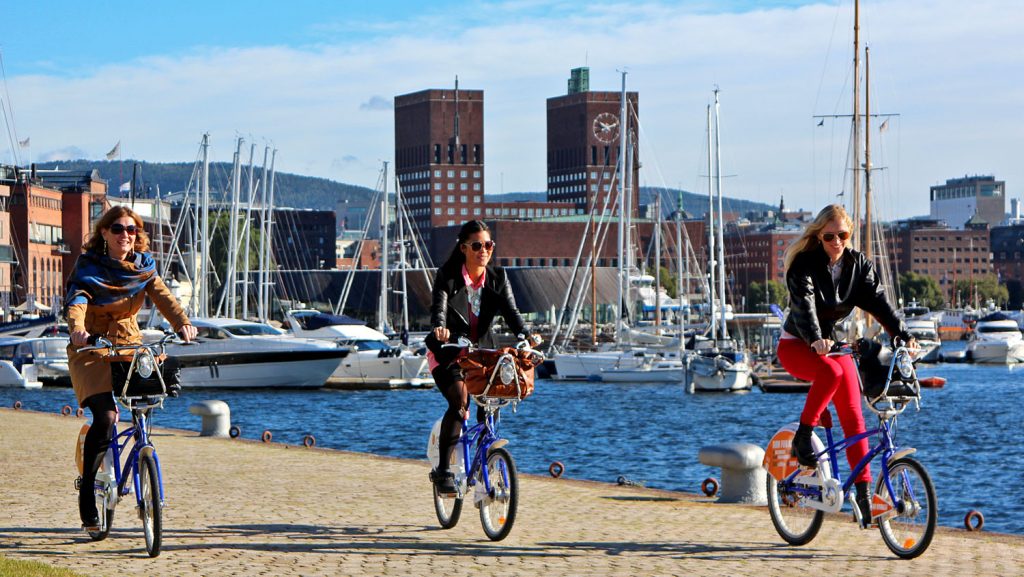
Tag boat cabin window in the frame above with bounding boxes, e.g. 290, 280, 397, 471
346, 340, 389, 351
0, 343, 20, 359
195, 326, 229, 340
222, 324, 284, 337
978, 325, 1020, 334
32, 340, 67, 358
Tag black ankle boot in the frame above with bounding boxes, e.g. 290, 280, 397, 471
855, 481, 872, 528
79, 483, 99, 528
791, 423, 818, 468
429, 468, 457, 494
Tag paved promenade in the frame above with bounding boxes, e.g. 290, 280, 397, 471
2, 409, 1022, 576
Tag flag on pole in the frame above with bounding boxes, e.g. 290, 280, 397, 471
879, 119, 889, 133
816, 118, 824, 127
105, 141, 121, 160
119, 181, 131, 193
18, 137, 29, 148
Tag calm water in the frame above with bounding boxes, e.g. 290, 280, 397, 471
3, 341, 1022, 535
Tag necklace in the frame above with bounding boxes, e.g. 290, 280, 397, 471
467, 285, 482, 317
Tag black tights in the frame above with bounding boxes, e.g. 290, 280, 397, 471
79, 393, 117, 520
432, 365, 484, 473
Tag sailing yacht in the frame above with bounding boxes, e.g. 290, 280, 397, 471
966, 312, 1024, 364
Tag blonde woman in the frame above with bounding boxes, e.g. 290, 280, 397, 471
778, 204, 913, 526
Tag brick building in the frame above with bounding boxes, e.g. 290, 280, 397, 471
890, 219, 992, 304
990, 224, 1024, 306
722, 223, 803, 309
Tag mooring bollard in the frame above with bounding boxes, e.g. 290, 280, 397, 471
698, 442, 767, 504
188, 400, 231, 437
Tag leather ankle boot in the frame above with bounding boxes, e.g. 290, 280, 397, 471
791, 423, 818, 468
79, 483, 99, 528
855, 481, 872, 528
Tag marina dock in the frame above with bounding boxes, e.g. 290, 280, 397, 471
2, 408, 1022, 576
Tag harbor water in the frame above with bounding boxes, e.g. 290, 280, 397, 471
3, 341, 1021, 535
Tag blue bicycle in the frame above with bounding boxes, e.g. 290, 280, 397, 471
75, 333, 184, 557
427, 335, 543, 541
764, 340, 937, 559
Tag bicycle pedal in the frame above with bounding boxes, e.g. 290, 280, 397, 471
74, 476, 82, 490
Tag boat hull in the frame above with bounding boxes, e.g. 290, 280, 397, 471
967, 341, 1024, 364
599, 365, 684, 383
330, 352, 431, 386
174, 350, 347, 388
685, 354, 753, 392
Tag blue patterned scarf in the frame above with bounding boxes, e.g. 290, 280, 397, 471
65, 250, 156, 308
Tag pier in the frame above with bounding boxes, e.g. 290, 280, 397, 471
2, 408, 1022, 576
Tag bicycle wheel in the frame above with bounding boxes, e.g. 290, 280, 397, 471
87, 485, 114, 542
875, 457, 936, 559
766, 473, 824, 546
479, 447, 518, 541
433, 483, 464, 529
138, 452, 163, 557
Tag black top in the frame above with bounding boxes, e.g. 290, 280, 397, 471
427, 263, 529, 363
783, 245, 907, 345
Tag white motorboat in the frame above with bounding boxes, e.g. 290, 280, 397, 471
0, 337, 43, 389
165, 318, 349, 388
285, 310, 431, 387
549, 347, 683, 381
966, 312, 1024, 364
684, 343, 753, 393
598, 359, 684, 383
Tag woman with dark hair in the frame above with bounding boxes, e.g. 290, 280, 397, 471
65, 206, 198, 530
778, 204, 914, 527
425, 220, 537, 494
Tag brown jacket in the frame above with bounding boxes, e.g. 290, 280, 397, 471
67, 275, 190, 405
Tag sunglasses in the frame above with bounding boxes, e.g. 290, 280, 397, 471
109, 223, 138, 235
821, 231, 850, 243
464, 240, 495, 252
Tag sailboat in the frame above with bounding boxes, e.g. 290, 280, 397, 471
683, 90, 753, 393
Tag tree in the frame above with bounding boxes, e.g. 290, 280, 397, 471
658, 266, 679, 299
898, 271, 945, 309
954, 275, 1009, 308
747, 280, 787, 312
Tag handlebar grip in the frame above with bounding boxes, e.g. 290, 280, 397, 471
86, 334, 100, 346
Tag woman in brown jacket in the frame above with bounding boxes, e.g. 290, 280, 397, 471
65, 206, 197, 529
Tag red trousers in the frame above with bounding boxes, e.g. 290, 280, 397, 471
777, 338, 871, 483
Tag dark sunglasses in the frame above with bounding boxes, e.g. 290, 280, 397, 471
464, 240, 495, 252
109, 223, 138, 235
821, 231, 850, 243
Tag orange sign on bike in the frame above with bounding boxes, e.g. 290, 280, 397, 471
764, 429, 801, 481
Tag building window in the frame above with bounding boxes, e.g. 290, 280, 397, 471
448, 220, 455, 226
434, 145, 441, 164
447, 183, 455, 190
460, 183, 468, 191
434, 195, 441, 202
473, 144, 481, 164
447, 208, 455, 215
473, 170, 481, 178
447, 195, 455, 202
434, 208, 441, 215
473, 183, 481, 191
447, 170, 455, 178
460, 144, 467, 164
460, 208, 468, 215
434, 183, 441, 191
460, 170, 468, 178
473, 208, 481, 216
473, 196, 480, 203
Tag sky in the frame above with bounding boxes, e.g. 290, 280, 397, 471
0, 0, 1020, 220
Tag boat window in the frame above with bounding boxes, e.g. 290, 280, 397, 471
978, 325, 1020, 334
34, 340, 67, 358
195, 327, 228, 340
222, 324, 284, 336
0, 344, 19, 359
347, 340, 388, 351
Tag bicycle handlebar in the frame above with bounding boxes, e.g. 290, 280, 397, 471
439, 333, 545, 359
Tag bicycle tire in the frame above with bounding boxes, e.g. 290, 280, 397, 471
138, 452, 163, 557
433, 484, 463, 529
766, 472, 824, 546
479, 447, 518, 541
87, 485, 114, 542
876, 457, 936, 559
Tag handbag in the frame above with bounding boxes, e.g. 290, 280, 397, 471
457, 347, 542, 399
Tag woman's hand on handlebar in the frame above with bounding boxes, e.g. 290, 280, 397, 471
432, 326, 450, 343
178, 324, 198, 343
70, 330, 90, 347
811, 338, 834, 356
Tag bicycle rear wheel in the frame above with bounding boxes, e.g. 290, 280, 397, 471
138, 452, 163, 557
766, 473, 824, 546
479, 447, 518, 541
876, 457, 936, 559
433, 483, 464, 529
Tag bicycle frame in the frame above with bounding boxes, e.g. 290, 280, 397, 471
455, 405, 507, 500
104, 407, 164, 510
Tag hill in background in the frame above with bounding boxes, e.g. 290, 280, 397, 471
34, 160, 775, 219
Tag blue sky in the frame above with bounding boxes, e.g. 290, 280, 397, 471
1, 0, 1020, 220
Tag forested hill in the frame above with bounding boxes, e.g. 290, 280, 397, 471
33, 159, 376, 210
33, 160, 775, 218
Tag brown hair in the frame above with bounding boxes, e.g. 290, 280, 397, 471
783, 204, 853, 270
82, 205, 150, 254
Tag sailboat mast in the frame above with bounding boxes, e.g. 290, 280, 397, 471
378, 161, 390, 333
616, 71, 628, 341
706, 104, 717, 341
199, 133, 211, 318
264, 150, 277, 321
654, 192, 662, 329
396, 173, 409, 333
225, 138, 243, 316
713, 89, 728, 340
256, 147, 270, 322
864, 44, 873, 262
852, 0, 862, 252
241, 142, 256, 320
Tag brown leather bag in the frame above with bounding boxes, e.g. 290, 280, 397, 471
457, 347, 541, 399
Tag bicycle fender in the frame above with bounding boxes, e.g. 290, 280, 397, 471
487, 439, 509, 454
887, 448, 916, 465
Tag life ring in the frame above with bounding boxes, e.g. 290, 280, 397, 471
13, 400, 22, 410
549, 461, 565, 478
303, 434, 316, 448
61, 405, 73, 416
964, 509, 984, 532
261, 430, 273, 443
701, 477, 719, 497
229, 425, 241, 439
76, 408, 85, 418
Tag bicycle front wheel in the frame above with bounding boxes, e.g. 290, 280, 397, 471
876, 457, 936, 559
479, 447, 518, 541
138, 451, 163, 557
766, 473, 824, 546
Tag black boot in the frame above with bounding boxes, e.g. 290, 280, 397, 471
79, 482, 99, 528
855, 481, 872, 528
791, 423, 818, 468
429, 468, 458, 495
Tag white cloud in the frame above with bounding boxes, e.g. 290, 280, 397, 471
5, 0, 1021, 219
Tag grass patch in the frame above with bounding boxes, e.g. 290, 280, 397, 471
0, 555, 83, 577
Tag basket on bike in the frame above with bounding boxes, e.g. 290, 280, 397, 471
855, 338, 918, 399
457, 347, 542, 400
109, 353, 181, 398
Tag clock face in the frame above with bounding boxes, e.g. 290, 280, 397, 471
593, 112, 620, 144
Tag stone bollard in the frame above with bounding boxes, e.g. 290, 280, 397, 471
698, 442, 767, 505
189, 400, 231, 438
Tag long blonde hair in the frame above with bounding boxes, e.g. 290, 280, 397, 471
82, 206, 150, 254
783, 204, 853, 270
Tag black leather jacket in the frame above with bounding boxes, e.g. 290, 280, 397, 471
783, 245, 906, 345
427, 263, 528, 362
